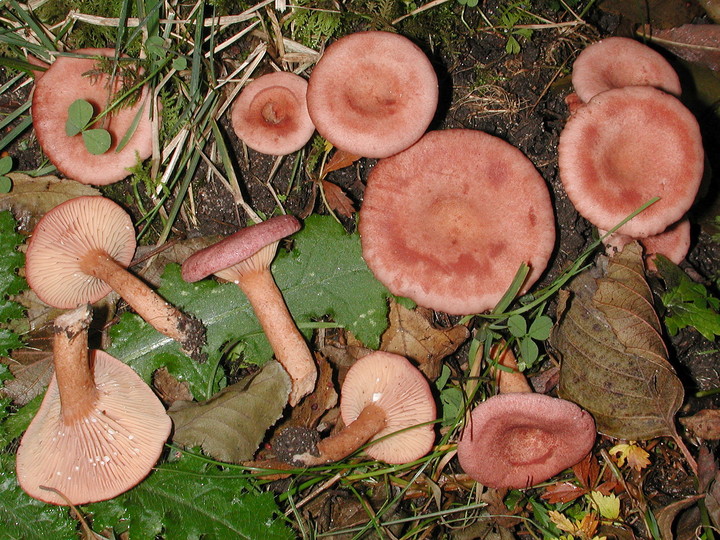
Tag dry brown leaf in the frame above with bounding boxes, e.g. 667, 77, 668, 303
541, 482, 589, 504
321, 180, 356, 219
550, 243, 695, 470
1, 355, 52, 405
680, 409, 720, 440
153, 366, 194, 406
135, 236, 220, 287
0, 172, 100, 232
597, 0, 702, 28
322, 148, 361, 175
642, 24, 720, 71
278, 353, 338, 430
380, 300, 469, 380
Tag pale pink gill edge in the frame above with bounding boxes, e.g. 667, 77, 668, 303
25, 196, 136, 309
340, 351, 436, 464
181, 215, 301, 282
32, 48, 154, 186
231, 71, 315, 156
359, 129, 556, 315
558, 86, 704, 238
306, 31, 439, 158
571, 36, 682, 103
457, 393, 596, 489
16, 350, 171, 505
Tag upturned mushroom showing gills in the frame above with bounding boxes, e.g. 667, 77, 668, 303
458, 346, 596, 489
181, 215, 316, 406
306, 31, 438, 158
231, 71, 315, 156
571, 37, 681, 103
25, 196, 206, 361
558, 86, 704, 238
359, 129, 556, 315
294, 351, 436, 465
32, 48, 154, 185
16, 305, 171, 505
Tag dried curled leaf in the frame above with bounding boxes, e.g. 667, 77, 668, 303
550, 243, 684, 441
168, 360, 291, 463
641, 24, 720, 71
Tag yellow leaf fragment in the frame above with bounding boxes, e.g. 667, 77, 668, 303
588, 491, 620, 520
609, 441, 651, 471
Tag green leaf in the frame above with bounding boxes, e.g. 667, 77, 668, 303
169, 361, 291, 462
0, 176, 11, 193
82, 128, 112, 155
172, 56, 187, 71
528, 315, 553, 341
0, 156, 12, 175
66, 98, 94, 136
518, 336, 539, 368
86, 452, 294, 539
507, 314, 527, 337
108, 215, 390, 399
0, 454, 78, 538
145, 35, 166, 58
0, 210, 26, 355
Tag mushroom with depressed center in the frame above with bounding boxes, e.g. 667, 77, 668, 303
558, 86, 704, 238
359, 129, 556, 315
25, 196, 206, 361
181, 215, 316, 406
571, 36, 681, 104
231, 71, 315, 156
32, 48, 154, 185
306, 31, 438, 158
294, 351, 436, 465
458, 346, 596, 489
16, 305, 171, 505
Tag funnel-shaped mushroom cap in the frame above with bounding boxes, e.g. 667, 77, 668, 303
571, 37, 681, 103
359, 129, 556, 315
25, 196, 135, 308
231, 72, 315, 156
306, 31, 438, 158
458, 393, 596, 489
181, 215, 301, 282
32, 48, 154, 185
16, 350, 171, 505
340, 351, 435, 464
558, 86, 703, 238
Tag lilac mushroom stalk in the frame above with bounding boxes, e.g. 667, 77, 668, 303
181, 215, 316, 406
16, 305, 171, 505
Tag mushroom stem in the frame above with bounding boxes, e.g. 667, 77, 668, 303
52, 305, 97, 423
237, 267, 317, 405
299, 403, 387, 465
489, 342, 532, 394
80, 249, 205, 361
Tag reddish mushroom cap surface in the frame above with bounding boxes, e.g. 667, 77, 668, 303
572, 37, 681, 103
16, 350, 171, 505
306, 31, 438, 158
359, 129, 556, 315
231, 72, 315, 156
32, 48, 154, 185
340, 351, 435, 464
25, 196, 136, 309
558, 86, 704, 238
181, 215, 301, 282
458, 393, 596, 489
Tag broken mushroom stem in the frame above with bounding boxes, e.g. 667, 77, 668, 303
80, 248, 205, 360
52, 305, 97, 423
299, 403, 387, 465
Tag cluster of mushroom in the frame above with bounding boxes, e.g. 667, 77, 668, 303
559, 37, 704, 270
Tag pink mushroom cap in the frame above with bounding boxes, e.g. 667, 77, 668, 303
340, 351, 436, 464
25, 196, 136, 309
181, 215, 301, 282
458, 393, 596, 489
571, 37, 682, 103
32, 48, 154, 185
231, 72, 315, 156
558, 86, 704, 238
306, 31, 438, 158
359, 129, 556, 315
